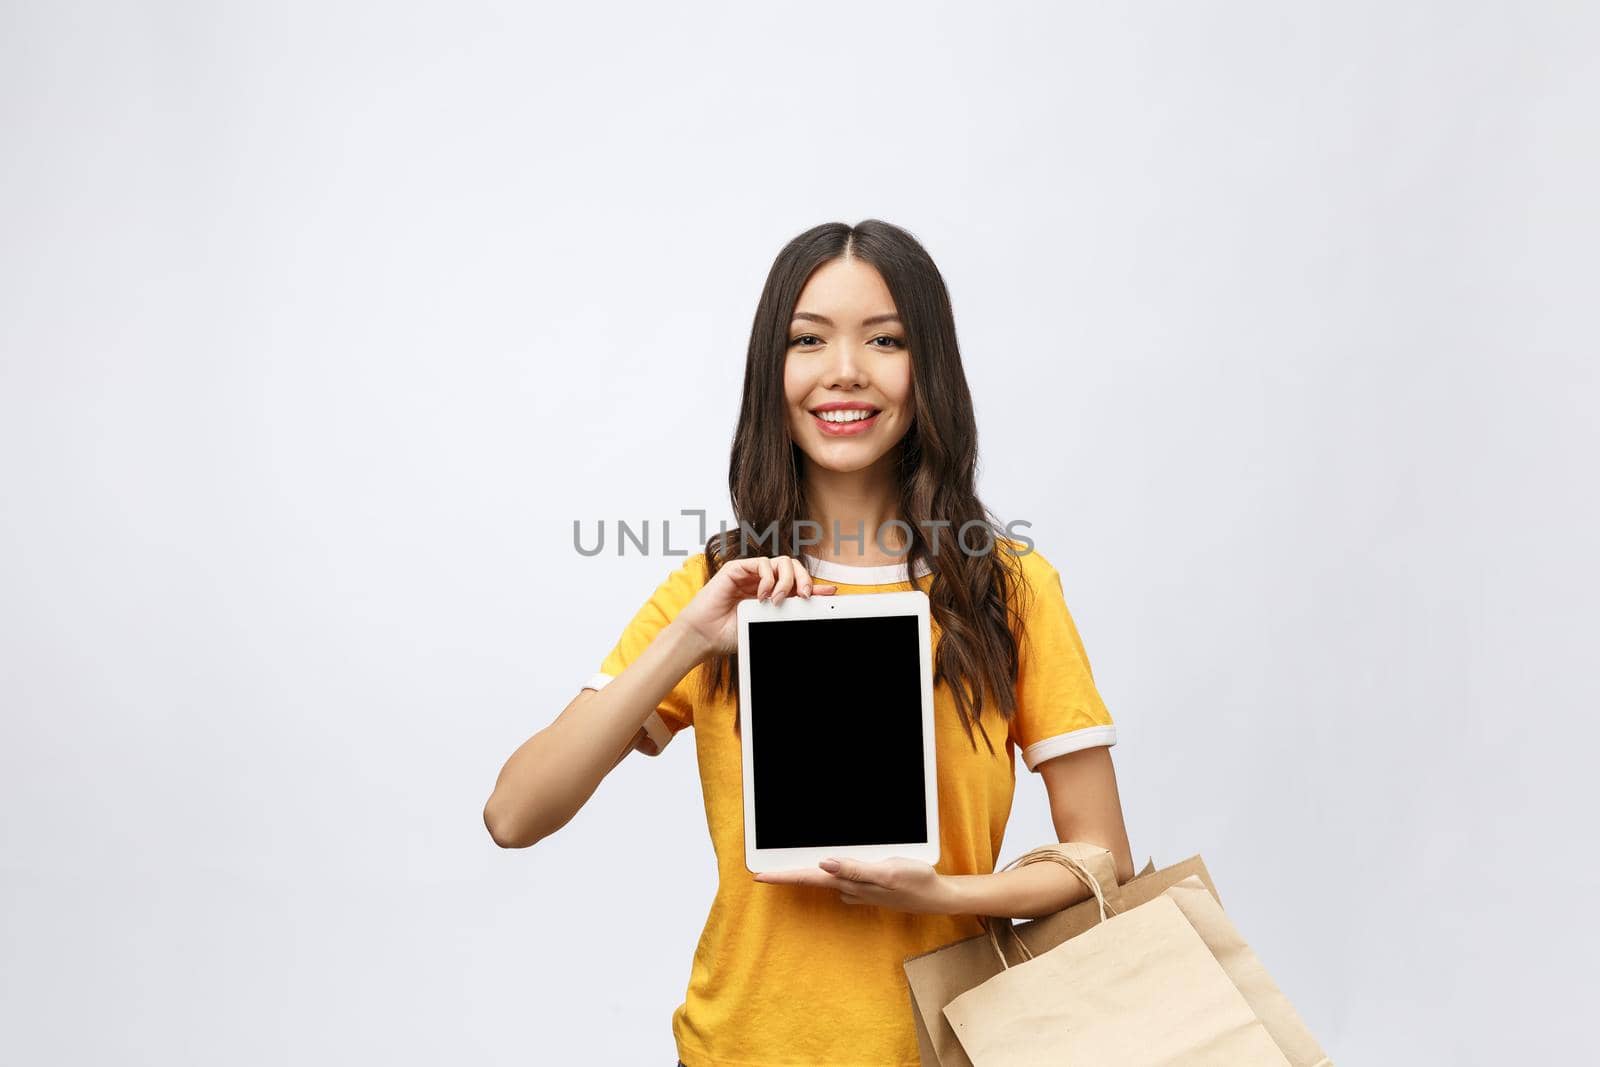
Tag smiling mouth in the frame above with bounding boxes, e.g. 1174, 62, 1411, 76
811, 407, 880, 424
809, 407, 882, 436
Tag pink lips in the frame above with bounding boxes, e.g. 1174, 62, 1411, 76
811, 410, 880, 436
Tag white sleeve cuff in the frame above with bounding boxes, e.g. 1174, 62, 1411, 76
1021, 724, 1118, 771
581, 672, 674, 754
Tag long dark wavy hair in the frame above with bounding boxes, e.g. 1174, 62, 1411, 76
702, 219, 1031, 754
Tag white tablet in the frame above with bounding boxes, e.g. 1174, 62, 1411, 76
737, 589, 940, 874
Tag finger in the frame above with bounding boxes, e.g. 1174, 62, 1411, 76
770, 556, 795, 607
839, 891, 864, 906
792, 557, 815, 599
753, 869, 840, 889
755, 557, 775, 601
823, 859, 887, 887
812, 583, 838, 596
720, 557, 762, 593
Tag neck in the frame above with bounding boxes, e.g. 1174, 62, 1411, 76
799, 454, 907, 565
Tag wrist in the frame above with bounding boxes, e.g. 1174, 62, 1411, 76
663, 617, 715, 665
934, 872, 973, 915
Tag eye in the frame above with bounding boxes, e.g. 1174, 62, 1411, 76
789, 334, 822, 348
870, 336, 905, 349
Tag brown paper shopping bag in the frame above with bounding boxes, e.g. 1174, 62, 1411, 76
903, 844, 1123, 1067
937, 851, 1332, 1067
1160, 877, 1332, 1067
944, 889, 1290, 1065
904, 848, 1215, 1067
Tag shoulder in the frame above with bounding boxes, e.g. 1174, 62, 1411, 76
649, 551, 712, 610
997, 536, 1058, 578
612, 553, 710, 639
994, 537, 1062, 608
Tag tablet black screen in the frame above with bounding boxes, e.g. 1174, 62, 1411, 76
747, 614, 928, 849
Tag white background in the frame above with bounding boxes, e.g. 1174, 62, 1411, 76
3, 2, 1596, 1063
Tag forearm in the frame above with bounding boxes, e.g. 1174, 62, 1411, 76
484, 619, 709, 847
941, 861, 1095, 920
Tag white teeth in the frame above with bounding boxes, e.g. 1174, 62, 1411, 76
817, 409, 876, 423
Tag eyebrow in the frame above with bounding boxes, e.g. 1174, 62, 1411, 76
791, 312, 902, 327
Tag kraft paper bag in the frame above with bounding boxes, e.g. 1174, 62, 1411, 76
943, 889, 1293, 1066
905, 849, 1214, 1067
1162, 877, 1332, 1067
935, 850, 1332, 1067
904, 843, 1123, 1065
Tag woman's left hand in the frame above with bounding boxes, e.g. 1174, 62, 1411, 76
754, 857, 956, 914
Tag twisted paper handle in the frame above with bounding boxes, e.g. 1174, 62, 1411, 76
984, 845, 1118, 971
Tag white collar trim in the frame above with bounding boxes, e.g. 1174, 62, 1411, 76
800, 553, 933, 586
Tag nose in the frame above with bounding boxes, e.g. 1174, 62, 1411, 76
822, 337, 870, 390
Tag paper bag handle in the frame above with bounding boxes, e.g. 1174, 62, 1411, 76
982, 845, 1117, 972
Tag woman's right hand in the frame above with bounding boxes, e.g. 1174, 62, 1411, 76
673, 556, 838, 658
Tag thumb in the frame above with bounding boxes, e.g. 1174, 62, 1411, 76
820, 858, 874, 884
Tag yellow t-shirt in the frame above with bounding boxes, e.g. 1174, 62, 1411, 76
581, 543, 1117, 1067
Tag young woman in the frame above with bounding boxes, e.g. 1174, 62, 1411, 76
484, 219, 1135, 1067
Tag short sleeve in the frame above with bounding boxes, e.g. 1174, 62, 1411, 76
1008, 548, 1118, 772
581, 554, 709, 755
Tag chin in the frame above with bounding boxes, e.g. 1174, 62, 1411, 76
807, 451, 887, 475
804, 433, 904, 472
